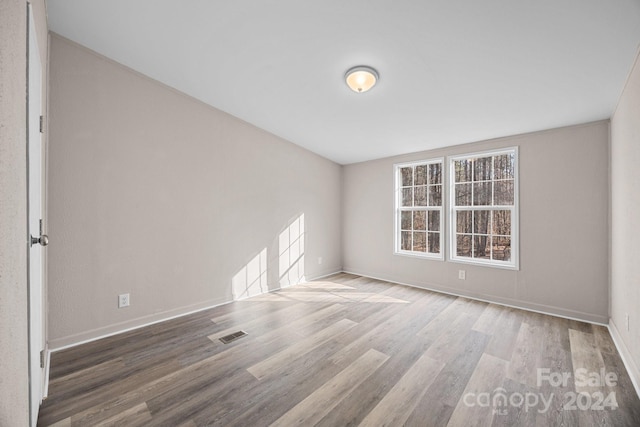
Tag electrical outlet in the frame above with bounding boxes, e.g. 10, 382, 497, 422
458, 270, 466, 280
118, 293, 130, 308
626, 313, 630, 332
318, 257, 323, 265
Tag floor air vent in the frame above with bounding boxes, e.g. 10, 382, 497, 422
219, 331, 248, 344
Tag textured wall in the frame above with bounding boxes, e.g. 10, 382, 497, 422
0, 1, 29, 425
343, 121, 609, 323
1, 1, 48, 423
611, 48, 640, 386
47, 35, 342, 348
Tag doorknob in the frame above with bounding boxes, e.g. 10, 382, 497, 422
30, 234, 49, 247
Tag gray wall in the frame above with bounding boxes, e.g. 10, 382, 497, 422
0, 0, 47, 424
47, 35, 342, 348
611, 48, 640, 385
343, 121, 609, 323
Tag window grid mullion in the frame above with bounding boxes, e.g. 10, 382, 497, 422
450, 149, 517, 268
395, 159, 444, 259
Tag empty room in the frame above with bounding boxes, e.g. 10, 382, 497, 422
3, 0, 640, 426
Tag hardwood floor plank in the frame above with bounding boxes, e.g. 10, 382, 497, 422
569, 329, 606, 394
135, 328, 301, 426
47, 357, 125, 399
568, 319, 593, 334
568, 328, 620, 426
67, 323, 301, 425
144, 368, 259, 426
482, 307, 523, 362
296, 281, 357, 290
416, 296, 472, 340
270, 349, 389, 427
47, 418, 70, 427
49, 310, 219, 377
316, 327, 437, 426
593, 324, 618, 355
38, 357, 181, 426
329, 291, 449, 367
196, 341, 347, 426
182, 301, 341, 367
404, 330, 491, 426
472, 304, 506, 334
247, 318, 358, 380
358, 353, 444, 427
331, 275, 393, 292
274, 291, 354, 303
506, 317, 545, 388
209, 300, 297, 325
490, 378, 538, 427
423, 312, 483, 363
94, 402, 152, 427
332, 293, 403, 324
209, 301, 310, 337
534, 316, 579, 427
600, 349, 640, 425
38, 274, 640, 426
207, 302, 344, 342
447, 353, 508, 427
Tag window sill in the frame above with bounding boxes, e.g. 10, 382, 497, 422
394, 250, 444, 261
449, 256, 519, 271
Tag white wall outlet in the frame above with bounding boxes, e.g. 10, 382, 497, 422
118, 293, 130, 308
626, 313, 630, 331
458, 270, 466, 280
318, 257, 323, 265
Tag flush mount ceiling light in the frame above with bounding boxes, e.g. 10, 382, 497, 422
345, 66, 379, 93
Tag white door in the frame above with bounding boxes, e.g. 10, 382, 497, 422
28, 5, 46, 426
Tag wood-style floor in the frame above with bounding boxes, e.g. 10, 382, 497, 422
38, 274, 640, 426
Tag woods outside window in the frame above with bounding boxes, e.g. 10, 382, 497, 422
449, 148, 518, 269
394, 159, 444, 259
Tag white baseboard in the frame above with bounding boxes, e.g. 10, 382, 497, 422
49, 296, 230, 352
48, 269, 344, 352
339, 270, 640, 399
305, 269, 344, 282
608, 319, 640, 400
342, 269, 608, 326
45, 269, 640, 409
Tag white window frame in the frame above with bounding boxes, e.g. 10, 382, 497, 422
394, 158, 444, 260
448, 147, 519, 270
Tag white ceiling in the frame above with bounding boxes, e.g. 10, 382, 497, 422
46, 0, 640, 164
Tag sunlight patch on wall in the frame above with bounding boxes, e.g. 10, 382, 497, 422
279, 214, 305, 288
232, 248, 268, 300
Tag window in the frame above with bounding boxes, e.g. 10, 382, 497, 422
450, 148, 518, 269
394, 159, 443, 258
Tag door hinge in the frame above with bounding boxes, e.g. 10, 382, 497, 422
39, 350, 45, 369
39, 115, 44, 133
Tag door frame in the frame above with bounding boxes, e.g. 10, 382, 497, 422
27, 3, 47, 426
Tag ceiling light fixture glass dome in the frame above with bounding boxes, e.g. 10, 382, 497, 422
345, 66, 379, 93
